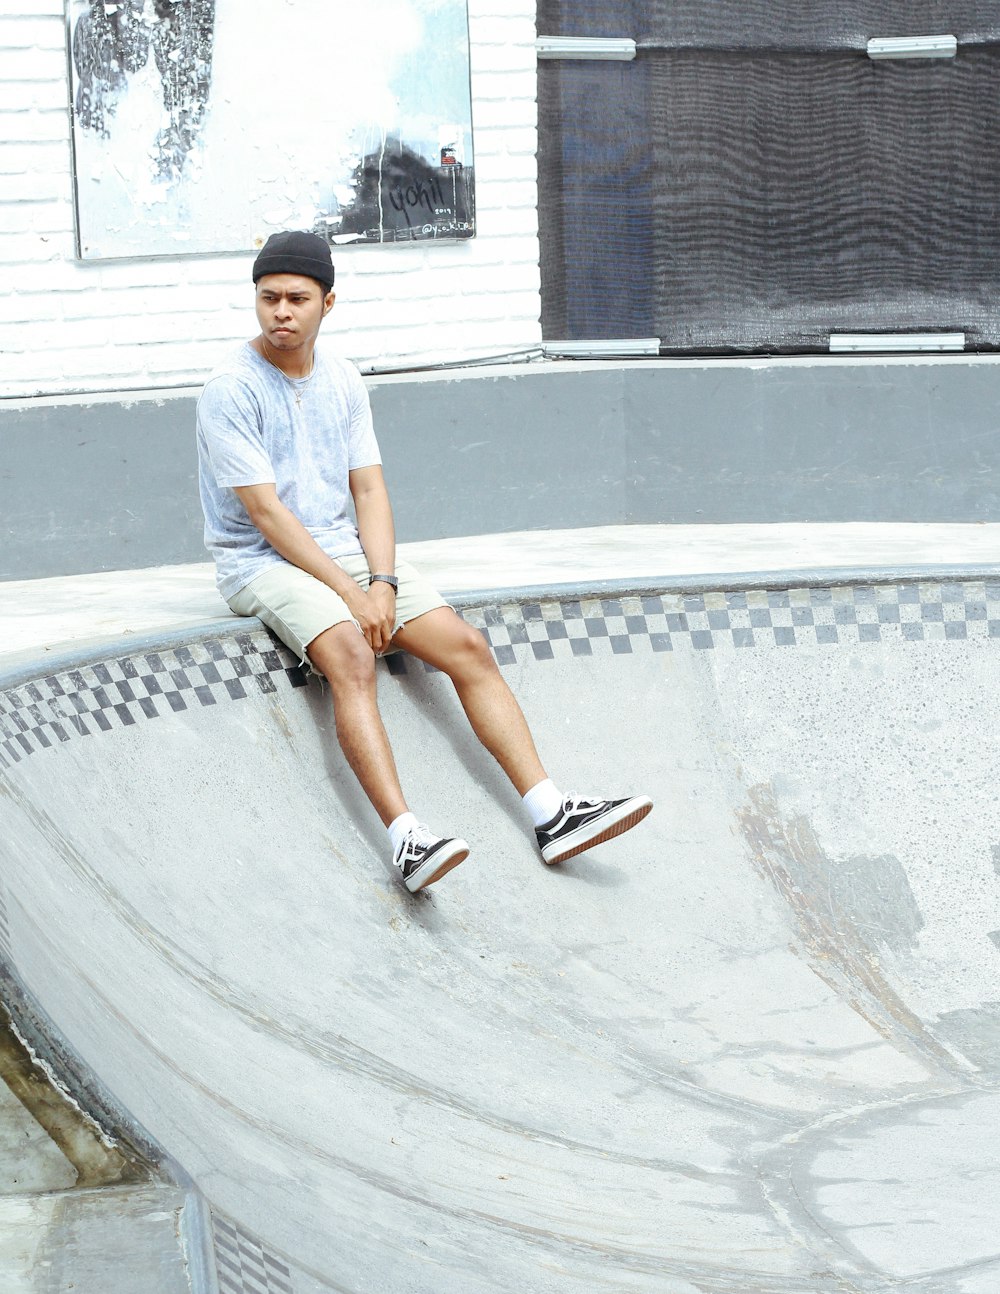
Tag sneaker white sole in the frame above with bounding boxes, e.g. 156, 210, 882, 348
404, 839, 470, 892
542, 797, 653, 865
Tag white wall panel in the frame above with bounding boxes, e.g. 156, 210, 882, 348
0, 0, 541, 399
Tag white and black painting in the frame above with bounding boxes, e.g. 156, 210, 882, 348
66, 1, 475, 259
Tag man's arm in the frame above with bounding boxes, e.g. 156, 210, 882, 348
349, 465, 398, 650
350, 464, 395, 579
232, 481, 394, 653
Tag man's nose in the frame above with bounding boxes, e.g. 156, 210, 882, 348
274, 298, 292, 317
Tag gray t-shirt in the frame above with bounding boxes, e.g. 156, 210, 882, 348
197, 343, 381, 599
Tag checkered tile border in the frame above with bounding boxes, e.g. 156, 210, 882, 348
2, 582, 999, 768
213, 1213, 294, 1294
0, 631, 308, 772
399, 578, 1000, 671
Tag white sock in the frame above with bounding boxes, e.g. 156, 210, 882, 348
388, 812, 419, 855
522, 778, 564, 828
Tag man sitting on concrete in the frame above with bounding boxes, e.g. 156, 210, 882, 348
196, 230, 652, 892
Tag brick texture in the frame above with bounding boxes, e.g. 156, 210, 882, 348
0, 0, 541, 398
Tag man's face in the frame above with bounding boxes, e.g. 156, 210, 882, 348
255, 274, 334, 352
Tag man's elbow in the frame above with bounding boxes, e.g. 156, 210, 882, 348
353, 484, 391, 512
235, 487, 279, 528
244, 498, 270, 527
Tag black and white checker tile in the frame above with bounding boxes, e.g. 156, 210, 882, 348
0, 631, 308, 772
455, 581, 1000, 667
213, 1213, 295, 1294
2, 583, 999, 766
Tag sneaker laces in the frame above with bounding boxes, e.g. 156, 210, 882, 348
565, 795, 603, 811
405, 822, 441, 849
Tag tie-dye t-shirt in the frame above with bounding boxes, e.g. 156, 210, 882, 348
197, 344, 381, 599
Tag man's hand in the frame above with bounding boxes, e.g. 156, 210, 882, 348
350, 467, 397, 654
348, 582, 396, 655
232, 484, 398, 653
232, 478, 399, 654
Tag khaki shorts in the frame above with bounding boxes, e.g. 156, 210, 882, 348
227, 555, 449, 668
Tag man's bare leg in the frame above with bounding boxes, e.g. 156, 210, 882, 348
393, 607, 653, 865
307, 621, 408, 825
391, 607, 547, 795
308, 619, 469, 891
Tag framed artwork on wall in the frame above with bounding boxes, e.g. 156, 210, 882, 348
65, 0, 476, 260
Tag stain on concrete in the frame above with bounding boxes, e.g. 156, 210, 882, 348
822, 850, 924, 958
0, 997, 148, 1190
931, 1003, 1000, 1072
736, 782, 958, 1076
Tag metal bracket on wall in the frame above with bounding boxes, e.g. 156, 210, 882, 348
542, 339, 661, 357
867, 35, 957, 60
830, 333, 966, 353
536, 36, 636, 61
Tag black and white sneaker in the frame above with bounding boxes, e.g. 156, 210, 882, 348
393, 825, 470, 893
536, 794, 653, 865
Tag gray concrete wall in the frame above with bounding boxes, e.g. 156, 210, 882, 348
3, 356, 1000, 581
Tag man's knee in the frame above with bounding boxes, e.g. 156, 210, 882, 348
443, 620, 497, 678
308, 622, 375, 690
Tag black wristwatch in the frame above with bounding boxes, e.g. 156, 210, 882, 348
369, 573, 398, 591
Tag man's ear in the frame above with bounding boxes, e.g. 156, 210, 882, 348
323, 291, 336, 315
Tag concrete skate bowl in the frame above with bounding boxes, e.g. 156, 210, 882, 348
2, 575, 1000, 1294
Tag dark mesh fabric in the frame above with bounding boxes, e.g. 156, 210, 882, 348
537, 61, 655, 339
538, 2, 1000, 48
538, 4, 1000, 350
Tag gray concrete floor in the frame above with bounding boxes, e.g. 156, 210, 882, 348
0, 1009, 192, 1292
0, 1079, 76, 1196
4, 523, 1000, 1293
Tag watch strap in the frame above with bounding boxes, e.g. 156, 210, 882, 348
369, 573, 399, 591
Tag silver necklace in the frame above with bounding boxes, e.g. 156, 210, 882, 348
260, 336, 314, 406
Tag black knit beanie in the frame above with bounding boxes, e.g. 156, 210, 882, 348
252, 231, 335, 290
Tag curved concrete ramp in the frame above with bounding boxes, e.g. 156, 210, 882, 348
2, 577, 1000, 1293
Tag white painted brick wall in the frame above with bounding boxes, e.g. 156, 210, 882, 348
0, 0, 541, 398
